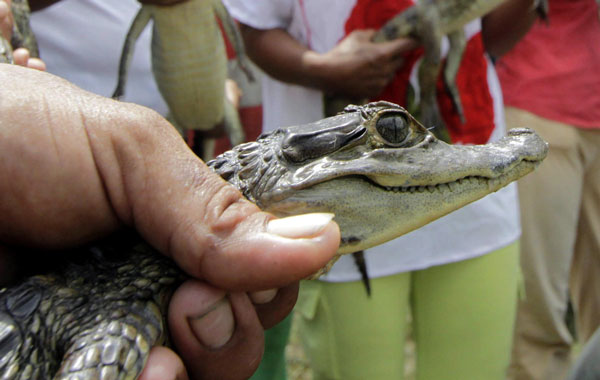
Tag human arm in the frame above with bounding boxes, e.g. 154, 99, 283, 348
239, 24, 416, 98
482, 0, 541, 59
0, 63, 340, 379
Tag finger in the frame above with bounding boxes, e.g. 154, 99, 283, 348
173, 210, 341, 291
376, 37, 419, 60
351, 28, 376, 42
11, 48, 46, 71
27, 57, 46, 71
168, 280, 264, 380
251, 282, 299, 329
138, 346, 189, 380
11, 48, 29, 66
0, 0, 11, 41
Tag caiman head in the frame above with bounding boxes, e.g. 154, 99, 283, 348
208, 101, 548, 274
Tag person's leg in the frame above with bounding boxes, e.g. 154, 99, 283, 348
505, 107, 585, 380
566, 326, 600, 380
412, 242, 520, 380
569, 128, 600, 343
249, 314, 293, 380
296, 273, 410, 380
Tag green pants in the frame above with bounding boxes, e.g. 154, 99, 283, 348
296, 242, 520, 380
250, 314, 292, 380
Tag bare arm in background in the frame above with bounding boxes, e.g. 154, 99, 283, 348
482, 0, 541, 59
240, 25, 417, 98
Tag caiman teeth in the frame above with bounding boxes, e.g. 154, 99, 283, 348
381, 175, 490, 193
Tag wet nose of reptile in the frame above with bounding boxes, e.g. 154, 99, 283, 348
507, 127, 549, 160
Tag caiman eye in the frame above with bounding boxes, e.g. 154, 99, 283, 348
375, 114, 409, 145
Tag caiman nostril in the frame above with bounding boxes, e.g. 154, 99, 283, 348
508, 128, 535, 136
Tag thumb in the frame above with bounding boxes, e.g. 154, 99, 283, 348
376, 37, 419, 59
345, 28, 376, 43
108, 109, 341, 291
172, 208, 341, 290
152, 164, 340, 290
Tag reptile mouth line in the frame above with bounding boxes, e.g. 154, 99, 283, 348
380, 175, 492, 193
364, 159, 540, 194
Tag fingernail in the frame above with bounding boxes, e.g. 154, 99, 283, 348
189, 297, 234, 349
266, 213, 335, 239
249, 288, 278, 304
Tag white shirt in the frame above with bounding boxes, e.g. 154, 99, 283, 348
224, 0, 521, 281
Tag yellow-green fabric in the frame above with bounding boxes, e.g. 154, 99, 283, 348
250, 314, 292, 380
296, 242, 520, 380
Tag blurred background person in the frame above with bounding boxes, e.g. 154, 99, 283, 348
495, 1, 600, 379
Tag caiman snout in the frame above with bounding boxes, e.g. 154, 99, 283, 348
505, 127, 549, 162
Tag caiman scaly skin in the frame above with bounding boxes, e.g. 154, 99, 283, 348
0, 240, 183, 380
0, 102, 548, 379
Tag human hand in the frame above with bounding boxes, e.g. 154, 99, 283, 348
317, 29, 417, 98
0, 0, 45, 70
12, 47, 46, 69
0, 64, 340, 379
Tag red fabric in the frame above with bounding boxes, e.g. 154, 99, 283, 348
496, 0, 600, 128
344, 0, 496, 144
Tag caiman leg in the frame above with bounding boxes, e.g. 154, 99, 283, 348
112, 8, 152, 99
416, 0, 451, 143
444, 30, 467, 124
